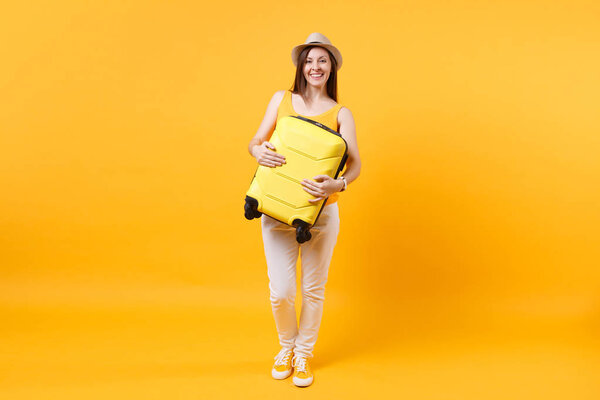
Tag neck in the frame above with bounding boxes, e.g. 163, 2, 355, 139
303, 84, 329, 104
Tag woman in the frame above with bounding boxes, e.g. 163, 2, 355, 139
247, 33, 361, 387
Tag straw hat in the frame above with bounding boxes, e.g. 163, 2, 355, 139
291, 32, 343, 70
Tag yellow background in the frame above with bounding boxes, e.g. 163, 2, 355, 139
1, 0, 599, 398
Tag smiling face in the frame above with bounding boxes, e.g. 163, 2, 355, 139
292, 45, 338, 101
302, 47, 332, 89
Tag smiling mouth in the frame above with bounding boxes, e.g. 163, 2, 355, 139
309, 73, 324, 79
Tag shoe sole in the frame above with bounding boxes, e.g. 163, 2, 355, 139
293, 376, 314, 387
272, 368, 292, 380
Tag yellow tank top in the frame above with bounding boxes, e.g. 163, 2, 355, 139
276, 90, 344, 206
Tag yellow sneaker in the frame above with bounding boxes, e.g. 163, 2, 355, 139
271, 348, 294, 379
292, 354, 314, 387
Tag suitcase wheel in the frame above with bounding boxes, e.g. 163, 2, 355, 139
293, 219, 312, 243
244, 196, 262, 220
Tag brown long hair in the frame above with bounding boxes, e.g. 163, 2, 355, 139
291, 46, 338, 102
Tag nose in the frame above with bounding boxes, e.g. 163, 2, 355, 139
309, 60, 321, 70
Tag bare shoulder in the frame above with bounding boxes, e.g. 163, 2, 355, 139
271, 90, 286, 105
263, 90, 287, 116
338, 106, 355, 126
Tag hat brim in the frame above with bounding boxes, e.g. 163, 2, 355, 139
291, 44, 343, 71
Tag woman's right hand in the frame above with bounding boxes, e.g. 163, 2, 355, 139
252, 142, 286, 168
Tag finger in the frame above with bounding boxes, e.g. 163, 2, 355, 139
265, 154, 284, 164
302, 186, 325, 197
264, 153, 278, 160
308, 197, 323, 204
302, 186, 319, 196
266, 152, 286, 162
264, 141, 276, 150
303, 183, 323, 194
303, 178, 321, 185
312, 175, 330, 182
275, 153, 286, 162
259, 160, 278, 168
259, 156, 275, 164
264, 149, 285, 161
301, 180, 322, 192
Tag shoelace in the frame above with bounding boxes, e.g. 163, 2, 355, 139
274, 349, 293, 366
292, 355, 308, 373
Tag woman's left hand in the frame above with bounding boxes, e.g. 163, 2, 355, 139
301, 175, 342, 204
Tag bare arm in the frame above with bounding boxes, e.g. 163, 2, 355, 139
338, 106, 361, 188
248, 91, 286, 167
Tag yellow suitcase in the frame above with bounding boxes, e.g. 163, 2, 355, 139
244, 115, 348, 243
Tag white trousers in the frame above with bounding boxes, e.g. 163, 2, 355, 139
261, 203, 340, 358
